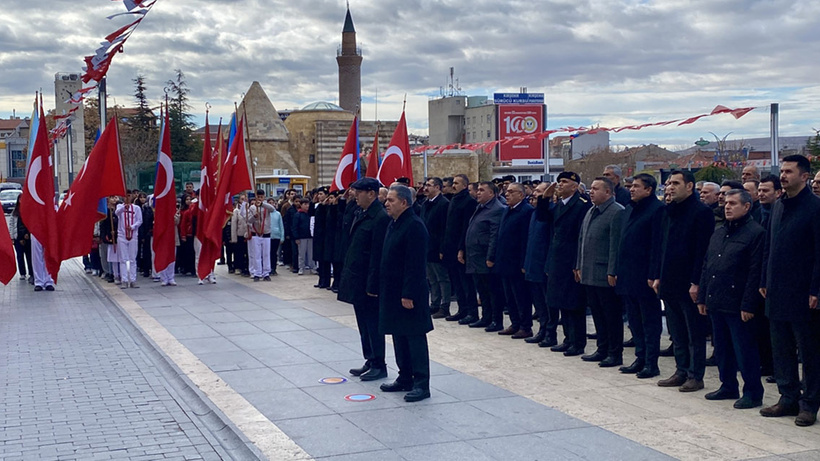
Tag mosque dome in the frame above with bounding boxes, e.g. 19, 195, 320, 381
300, 101, 345, 111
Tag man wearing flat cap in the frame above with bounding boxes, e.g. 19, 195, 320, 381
338, 177, 391, 382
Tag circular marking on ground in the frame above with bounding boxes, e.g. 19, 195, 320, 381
319, 377, 348, 385
344, 393, 376, 402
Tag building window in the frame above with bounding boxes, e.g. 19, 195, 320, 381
486, 130, 491, 138
10, 149, 26, 177
487, 114, 491, 123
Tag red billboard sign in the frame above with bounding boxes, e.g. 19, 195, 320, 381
497, 104, 545, 161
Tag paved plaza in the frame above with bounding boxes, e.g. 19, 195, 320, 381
3, 260, 820, 460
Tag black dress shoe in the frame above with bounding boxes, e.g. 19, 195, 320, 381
619, 360, 645, 374
538, 338, 558, 348
705, 354, 717, 367
458, 315, 477, 325
349, 363, 371, 377
636, 367, 661, 379
469, 319, 491, 328
581, 351, 606, 362
550, 342, 570, 352
766, 376, 777, 384
623, 337, 635, 347
445, 311, 467, 322
34, 286, 44, 292
331, 287, 339, 293
404, 388, 431, 402
599, 356, 623, 368
563, 347, 584, 357
525, 332, 546, 344
659, 344, 674, 357
360, 367, 387, 381
705, 387, 739, 401
380, 380, 414, 392
484, 322, 503, 332
587, 333, 598, 340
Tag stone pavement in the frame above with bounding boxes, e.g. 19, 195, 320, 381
5, 259, 820, 461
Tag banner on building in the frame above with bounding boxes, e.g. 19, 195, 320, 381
497, 104, 545, 161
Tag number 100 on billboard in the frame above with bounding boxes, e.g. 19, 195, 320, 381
498, 104, 545, 162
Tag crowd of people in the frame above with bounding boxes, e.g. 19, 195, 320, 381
7, 156, 820, 417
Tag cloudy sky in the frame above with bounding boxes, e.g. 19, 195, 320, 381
1, 0, 818, 150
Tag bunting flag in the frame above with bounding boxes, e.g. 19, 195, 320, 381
20, 96, 60, 281
197, 115, 252, 280
411, 105, 759, 156
330, 116, 359, 192
377, 112, 413, 186
56, 115, 126, 262
0, 208, 15, 285
152, 106, 177, 273
365, 126, 380, 179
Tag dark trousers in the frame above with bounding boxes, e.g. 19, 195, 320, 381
282, 236, 293, 266
473, 273, 500, 324
770, 316, 820, 412
504, 273, 533, 331
139, 236, 151, 276
270, 239, 280, 274
317, 260, 331, 286
755, 310, 774, 376
14, 239, 33, 277
562, 307, 586, 350
224, 240, 235, 271
235, 237, 249, 274
663, 296, 708, 380
393, 334, 430, 392
331, 261, 342, 289
711, 310, 764, 400
449, 262, 477, 316
426, 262, 451, 312
179, 238, 195, 274
623, 292, 662, 369
353, 296, 385, 369
89, 248, 101, 271
585, 285, 624, 359
291, 240, 299, 272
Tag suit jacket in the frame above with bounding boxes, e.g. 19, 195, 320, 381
616, 196, 663, 297
463, 197, 506, 274
378, 208, 434, 336
614, 184, 631, 207
523, 207, 551, 283
538, 191, 591, 310
338, 202, 391, 305
420, 193, 450, 262
489, 201, 533, 277
442, 189, 477, 265
312, 203, 327, 261
576, 197, 624, 287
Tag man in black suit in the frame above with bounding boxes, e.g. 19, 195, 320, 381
650, 170, 714, 392
524, 182, 558, 347
616, 173, 664, 379
760, 155, 820, 427
537, 172, 591, 356
489, 182, 535, 338
461, 181, 506, 330
421, 177, 451, 317
338, 178, 391, 382
379, 185, 434, 402
441, 174, 478, 322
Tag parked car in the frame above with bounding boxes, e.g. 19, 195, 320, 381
1, 189, 23, 213
0, 182, 23, 191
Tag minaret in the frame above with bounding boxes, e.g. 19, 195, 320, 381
336, 5, 362, 114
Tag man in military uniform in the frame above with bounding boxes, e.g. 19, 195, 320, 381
338, 178, 391, 382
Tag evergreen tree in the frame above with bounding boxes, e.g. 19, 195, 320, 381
166, 69, 202, 162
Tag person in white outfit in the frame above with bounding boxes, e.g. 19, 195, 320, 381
247, 189, 276, 281
115, 190, 143, 289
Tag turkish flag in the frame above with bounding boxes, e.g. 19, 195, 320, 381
330, 117, 359, 192
57, 115, 126, 262
20, 100, 60, 281
198, 114, 212, 214
197, 115, 252, 279
365, 127, 380, 179
0, 215, 15, 285
152, 106, 176, 273
377, 112, 413, 186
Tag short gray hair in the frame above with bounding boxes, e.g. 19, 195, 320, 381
702, 181, 720, 191
389, 184, 413, 206
724, 188, 752, 205
604, 165, 622, 178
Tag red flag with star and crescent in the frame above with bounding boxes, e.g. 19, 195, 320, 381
330, 116, 359, 192
197, 115, 252, 279
56, 114, 126, 262
20, 97, 61, 281
152, 106, 177, 273
377, 112, 412, 186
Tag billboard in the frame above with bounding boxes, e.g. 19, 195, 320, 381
493, 93, 545, 104
498, 104, 545, 161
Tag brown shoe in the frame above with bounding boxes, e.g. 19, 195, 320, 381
431, 309, 450, 319
679, 379, 704, 392
657, 373, 687, 387
511, 329, 533, 339
795, 410, 817, 427
760, 403, 800, 418
498, 326, 518, 336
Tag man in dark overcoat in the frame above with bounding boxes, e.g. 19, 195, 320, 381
420, 177, 451, 317
379, 185, 434, 402
537, 172, 591, 356
524, 182, 557, 347
338, 178, 391, 382
441, 174, 478, 321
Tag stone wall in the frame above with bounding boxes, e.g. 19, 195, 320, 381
411, 150, 479, 185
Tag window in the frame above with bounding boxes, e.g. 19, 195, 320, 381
487, 114, 491, 123
10, 149, 26, 177
486, 130, 491, 138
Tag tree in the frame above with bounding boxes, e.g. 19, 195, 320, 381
83, 98, 100, 157
166, 69, 202, 162
694, 165, 737, 183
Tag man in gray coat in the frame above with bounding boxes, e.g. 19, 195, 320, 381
575, 177, 625, 367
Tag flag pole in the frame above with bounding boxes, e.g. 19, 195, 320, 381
238, 100, 256, 192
